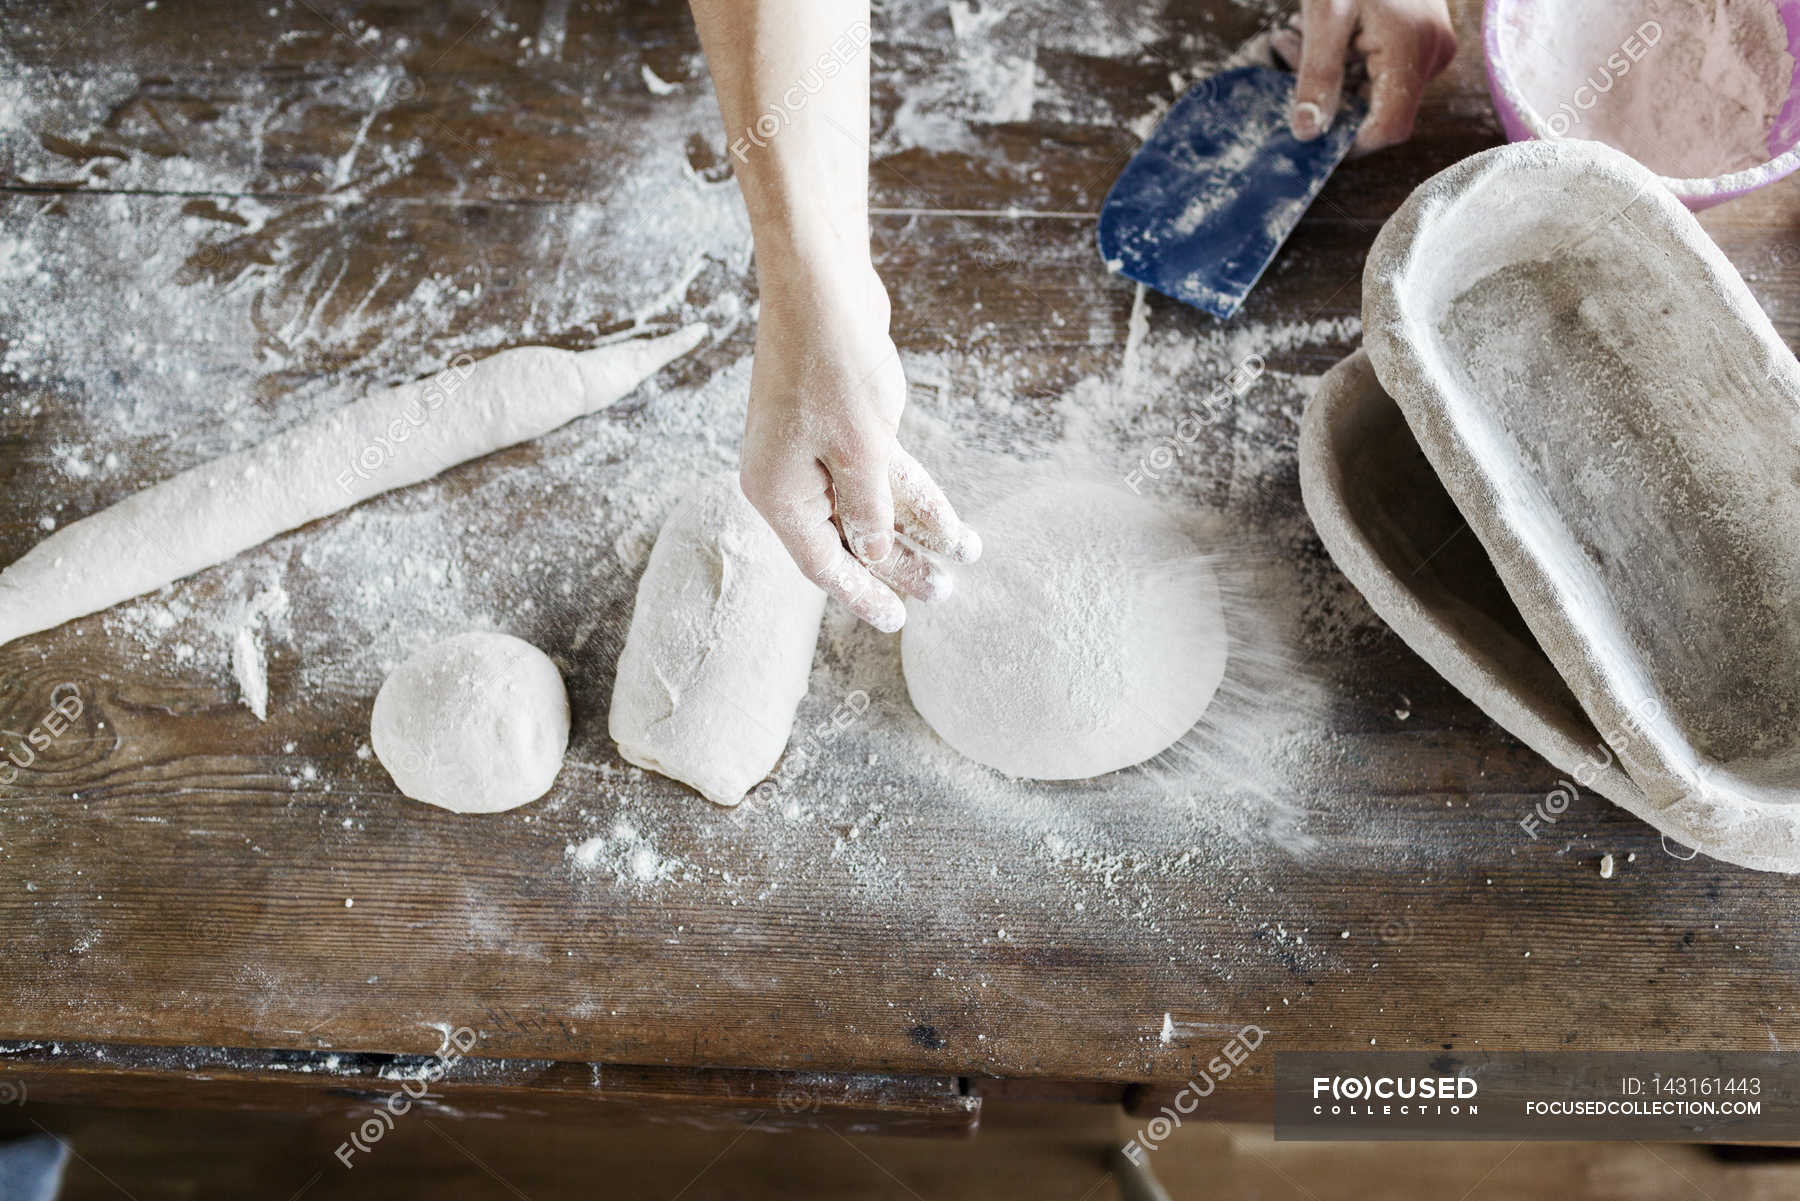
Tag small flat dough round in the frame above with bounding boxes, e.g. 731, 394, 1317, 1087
902, 482, 1227, 780
372, 631, 570, 813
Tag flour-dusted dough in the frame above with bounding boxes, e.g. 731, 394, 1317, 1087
902, 481, 1227, 780
0, 324, 709, 648
371, 632, 570, 813
609, 472, 826, 807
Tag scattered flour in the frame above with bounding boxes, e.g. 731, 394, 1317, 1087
567, 819, 684, 885
231, 626, 268, 721
2, 1, 1448, 1019
227, 582, 287, 721
872, 0, 1290, 153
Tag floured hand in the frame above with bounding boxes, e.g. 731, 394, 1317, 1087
687, 0, 980, 631
1277, 0, 1457, 154
740, 253, 980, 633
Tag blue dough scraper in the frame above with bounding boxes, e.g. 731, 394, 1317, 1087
1098, 66, 1363, 319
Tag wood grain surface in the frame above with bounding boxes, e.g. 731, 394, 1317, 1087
4, 0, 1800, 1111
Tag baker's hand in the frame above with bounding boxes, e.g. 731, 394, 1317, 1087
740, 251, 981, 633
1278, 0, 1457, 153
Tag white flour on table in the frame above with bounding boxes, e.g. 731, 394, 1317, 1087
1, 5, 1488, 1008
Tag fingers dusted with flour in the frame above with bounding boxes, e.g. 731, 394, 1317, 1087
891, 446, 982, 564
739, 456, 906, 634
1353, 0, 1457, 153
740, 430, 969, 630
866, 541, 955, 604
791, 525, 910, 633
1286, 0, 1457, 151
1290, 0, 1356, 140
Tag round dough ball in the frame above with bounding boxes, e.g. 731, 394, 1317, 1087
371, 632, 570, 813
901, 482, 1227, 780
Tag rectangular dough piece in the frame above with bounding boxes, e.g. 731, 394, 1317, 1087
608, 472, 826, 806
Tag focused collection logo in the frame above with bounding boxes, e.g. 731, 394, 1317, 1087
1311, 1074, 1479, 1117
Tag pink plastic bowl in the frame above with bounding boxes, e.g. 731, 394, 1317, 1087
1483, 0, 1800, 208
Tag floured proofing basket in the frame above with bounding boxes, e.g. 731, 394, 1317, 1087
1301, 139, 1800, 873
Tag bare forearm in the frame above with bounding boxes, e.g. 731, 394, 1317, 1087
686, 1, 977, 631
689, 0, 873, 267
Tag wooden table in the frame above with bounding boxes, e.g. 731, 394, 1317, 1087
5, 0, 1800, 1147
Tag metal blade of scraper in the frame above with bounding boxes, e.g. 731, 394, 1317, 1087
1097, 66, 1364, 319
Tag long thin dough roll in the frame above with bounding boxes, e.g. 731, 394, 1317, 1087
609, 472, 826, 806
0, 324, 708, 648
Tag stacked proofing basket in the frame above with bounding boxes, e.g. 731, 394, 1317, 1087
1300, 136, 1800, 873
